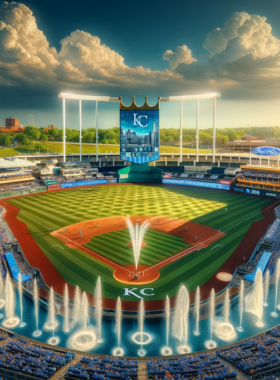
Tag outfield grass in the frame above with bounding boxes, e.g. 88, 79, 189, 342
8, 185, 274, 300
85, 229, 190, 267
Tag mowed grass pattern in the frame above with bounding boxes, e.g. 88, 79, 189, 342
84, 229, 190, 266
7, 185, 274, 300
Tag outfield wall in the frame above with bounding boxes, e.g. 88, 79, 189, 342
162, 178, 231, 190
0, 186, 46, 199
233, 185, 280, 199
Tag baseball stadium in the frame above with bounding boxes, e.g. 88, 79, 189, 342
0, 93, 279, 380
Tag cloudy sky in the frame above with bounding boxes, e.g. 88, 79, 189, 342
0, 0, 280, 129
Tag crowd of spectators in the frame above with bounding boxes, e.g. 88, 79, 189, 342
0, 337, 75, 379
218, 328, 280, 376
236, 247, 269, 276
263, 220, 280, 244
242, 170, 280, 179
147, 354, 237, 380
64, 356, 138, 380
274, 206, 280, 219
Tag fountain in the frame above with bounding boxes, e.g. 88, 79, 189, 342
126, 218, 149, 269
246, 269, 263, 326
224, 288, 230, 323
237, 279, 244, 332
70, 290, 97, 351
18, 274, 25, 327
113, 297, 124, 356
264, 270, 270, 307
95, 277, 103, 343
161, 295, 172, 356
3, 273, 20, 328
213, 287, 236, 342
194, 286, 200, 336
82, 292, 88, 331
63, 284, 69, 333
132, 299, 152, 356
205, 288, 216, 349
172, 285, 190, 354
33, 279, 41, 337
73, 285, 82, 325
45, 287, 59, 345
272, 260, 280, 317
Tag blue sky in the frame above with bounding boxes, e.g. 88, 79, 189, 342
0, 0, 280, 129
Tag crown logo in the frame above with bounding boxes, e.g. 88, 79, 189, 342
119, 96, 160, 110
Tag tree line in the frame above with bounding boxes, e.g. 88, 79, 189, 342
0, 125, 279, 149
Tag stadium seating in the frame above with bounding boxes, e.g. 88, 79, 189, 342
218, 330, 280, 376
64, 356, 138, 380
147, 354, 238, 380
0, 337, 75, 379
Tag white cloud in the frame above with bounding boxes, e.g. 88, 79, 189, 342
203, 12, 280, 64
0, 3, 280, 101
0, 1, 182, 93
163, 45, 197, 69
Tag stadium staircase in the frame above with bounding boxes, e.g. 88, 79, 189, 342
138, 359, 148, 380
219, 357, 249, 380
0, 337, 10, 347
50, 353, 82, 380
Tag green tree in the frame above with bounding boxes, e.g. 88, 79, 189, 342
199, 131, 212, 145
49, 127, 60, 138
26, 139, 35, 150
24, 126, 40, 140
40, 133, 48, 142
21, 135, 30, 146
4, 136, 12, 146
216, 134, 229, 145
105, 129, 117, 144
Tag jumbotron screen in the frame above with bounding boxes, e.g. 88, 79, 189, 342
120, 109, 159, 164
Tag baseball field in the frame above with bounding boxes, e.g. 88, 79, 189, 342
2, 184, 275, 306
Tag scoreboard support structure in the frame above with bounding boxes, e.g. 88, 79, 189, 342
58, 92, 220, 164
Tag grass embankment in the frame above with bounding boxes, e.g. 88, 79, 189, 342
0, 142, 215, 157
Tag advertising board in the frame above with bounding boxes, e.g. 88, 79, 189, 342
232, 186, 280, 199
47, 184, 61, 191
251, 146, 280, 156
220, 180, 232, 185
120, 109, 159, 164
61, 179, 107, 189
163, 178, 230, 190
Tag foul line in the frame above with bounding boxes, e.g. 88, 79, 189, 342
1, 200, 127, 273
211, 244, 223, 250
52, 244, 65, 250
143, 200, 280, 273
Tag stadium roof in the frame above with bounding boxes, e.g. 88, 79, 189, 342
0, 157, 36, 169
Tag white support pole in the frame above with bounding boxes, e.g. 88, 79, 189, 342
79, 99, 82, 162
213, 98, 216, 163
278, 155, 279, 168
62, 98, 66, 162
196, 99, 199, 163
95, 101, 99, 162
180, 101, 183, 163
249, 151, 251, 165
268, 156, 270, 167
